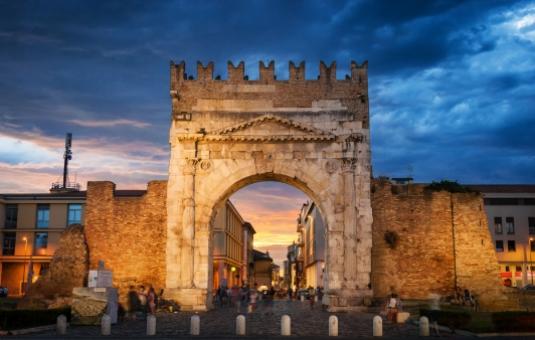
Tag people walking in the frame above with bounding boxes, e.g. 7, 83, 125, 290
384, 293, 401, 323
138, 285, 148, 314
147, 286, 157, 314
308, 286, 316, 309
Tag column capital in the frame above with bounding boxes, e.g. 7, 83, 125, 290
341, 158, 357, 173
183, 158, 199, 175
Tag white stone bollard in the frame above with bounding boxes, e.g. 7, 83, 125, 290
56, 314, 67, 335
419, 316, 430, 336
101, 314, 111, 336
191, 315, 200, 335
328, 315, 338, 336
236, 315, 246, 335
146, 314, 156, 336
281, 314, 291, 336
373, 315, 382, 337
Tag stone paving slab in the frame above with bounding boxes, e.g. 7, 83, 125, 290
13, 301, 458, 338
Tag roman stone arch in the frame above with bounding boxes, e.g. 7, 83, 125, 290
165, 60, 373, 311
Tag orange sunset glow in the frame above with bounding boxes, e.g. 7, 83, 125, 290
230, 181, 309, 267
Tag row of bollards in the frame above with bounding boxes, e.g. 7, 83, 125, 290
56, 313, 432, 337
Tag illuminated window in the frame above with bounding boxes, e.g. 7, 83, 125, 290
36, 204, 49, 228
34, 232, 48, 255
67, 204, 83, 225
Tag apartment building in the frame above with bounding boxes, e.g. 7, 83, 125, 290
296, 201, 325, 289
468, 185, 535, 287
0, 191, 85, 296
212, 200, 255, 290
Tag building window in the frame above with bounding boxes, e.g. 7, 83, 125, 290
34, 232, 48, 255
495, 240, 504, 252
529, 217, 535, 235
506, 217, 515, 234
2, 232, 15, 255
516, 266, 522, 272
67, 204, 83, 225
505, 265, 510, 272
494, 217, 503, 234
36, 204, 50, 228
507, 240, 516, 252
531, 239, 535, 252
4, 204, 18, 228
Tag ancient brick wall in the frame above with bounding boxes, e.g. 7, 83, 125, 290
371, 179, 508, 310
85, 181, 167, 306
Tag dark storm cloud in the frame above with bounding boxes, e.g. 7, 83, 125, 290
0, 0, 534, 192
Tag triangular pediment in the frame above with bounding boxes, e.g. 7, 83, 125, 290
205, 114, 335, 142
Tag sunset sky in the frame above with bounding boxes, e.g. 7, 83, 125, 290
231, 182, 308, 266
1, 1, 535, 266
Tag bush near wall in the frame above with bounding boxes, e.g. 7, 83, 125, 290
0, 308, 70, 331
420, 309, 471, 330
492, 312, 535, 332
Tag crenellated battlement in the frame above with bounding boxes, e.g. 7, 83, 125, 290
169, 59, 370, 129
170, 60, 368, 85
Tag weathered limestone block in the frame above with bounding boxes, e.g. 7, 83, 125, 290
71, 287, 118, 325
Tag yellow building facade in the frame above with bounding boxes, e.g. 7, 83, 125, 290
212, 200, 255, 290
0, 192, 85, 296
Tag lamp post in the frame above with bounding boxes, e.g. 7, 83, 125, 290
21, 236, 28, 296
530, 237, 534, 286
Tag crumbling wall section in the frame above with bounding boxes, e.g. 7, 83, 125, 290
371, 180, 513, 310
85, 181, 167, 306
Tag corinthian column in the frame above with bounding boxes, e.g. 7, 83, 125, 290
181, 158, 198, 288
341, 158, 358, 287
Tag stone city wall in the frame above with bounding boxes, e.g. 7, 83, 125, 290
371, 179, 515, 310
85, 181, 167, 306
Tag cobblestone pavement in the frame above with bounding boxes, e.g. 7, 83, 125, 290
17, 300, 459, 339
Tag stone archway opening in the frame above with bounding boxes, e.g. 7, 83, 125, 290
208, 177, 328, 307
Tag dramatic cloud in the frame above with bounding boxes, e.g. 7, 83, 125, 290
1, 0, 534, 261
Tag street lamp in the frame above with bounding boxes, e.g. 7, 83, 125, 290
21, 236, 28, 296
530, 237, 534, 286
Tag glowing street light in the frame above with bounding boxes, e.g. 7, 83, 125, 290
21, 236, 28, 296
530, 237, 534, 286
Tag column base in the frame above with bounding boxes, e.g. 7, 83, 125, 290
325, 288, 373, 312
163, 288, 211, 311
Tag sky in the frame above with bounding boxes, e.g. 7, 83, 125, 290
1, 0, 535, 265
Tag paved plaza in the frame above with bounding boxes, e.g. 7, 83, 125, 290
14, 300, 448, 339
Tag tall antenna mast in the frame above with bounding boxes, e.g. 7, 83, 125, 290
63, 132, 72, 189
50, 132, 80, 192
